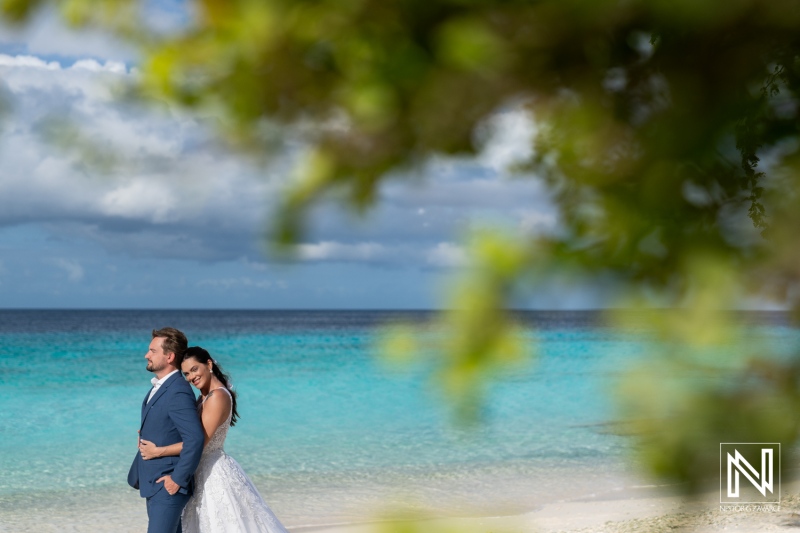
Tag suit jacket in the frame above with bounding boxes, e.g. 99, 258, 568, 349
127, 371, 205, 498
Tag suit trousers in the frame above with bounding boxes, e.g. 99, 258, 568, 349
146, 485, 190, 533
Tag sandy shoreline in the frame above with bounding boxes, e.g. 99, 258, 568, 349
3, 480, 799, 533
300, 483, 800, 533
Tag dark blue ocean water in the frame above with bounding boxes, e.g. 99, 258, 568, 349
0, 310, 797, 523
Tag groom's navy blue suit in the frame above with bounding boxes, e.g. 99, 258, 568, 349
128, 371, 204, 533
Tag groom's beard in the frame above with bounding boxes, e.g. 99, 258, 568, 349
146, 361, 164, 373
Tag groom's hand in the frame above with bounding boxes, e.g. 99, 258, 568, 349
156, 475, 180, 495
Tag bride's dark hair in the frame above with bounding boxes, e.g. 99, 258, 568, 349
184, 346, 240, 426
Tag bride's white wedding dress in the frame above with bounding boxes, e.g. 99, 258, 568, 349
182, 388, 289, 533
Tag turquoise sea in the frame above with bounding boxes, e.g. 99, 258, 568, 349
0, 310, 797, 530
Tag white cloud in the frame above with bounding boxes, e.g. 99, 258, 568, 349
70, 59, 128, 74
0, 54, 128, 74
197, 277, 276, 290
477, 106, 537, 171
0, 54, 60, 70
0, 10, 136, 62
517, 209, 559, 235
293, 240, 469, 269
296, 241, 388, 262
52, 258, 84, 282
0, 51, 557, 272
0, 53, 281, 261
426, 242, 468, 268
100, 179, 178, 223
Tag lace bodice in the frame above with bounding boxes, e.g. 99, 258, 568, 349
199, 387, 232, 455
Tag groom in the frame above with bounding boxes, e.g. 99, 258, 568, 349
128, 327, 204, 533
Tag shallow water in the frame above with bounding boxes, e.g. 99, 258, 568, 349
0, 310, 796, 527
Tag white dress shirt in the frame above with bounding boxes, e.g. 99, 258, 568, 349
147, 369, 179, 403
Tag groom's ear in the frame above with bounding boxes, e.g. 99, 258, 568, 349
166, 351, 176, 366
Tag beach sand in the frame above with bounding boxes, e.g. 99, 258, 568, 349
305, 484, 800, 533
298, 486, 800, 533
3, 480, 799, 532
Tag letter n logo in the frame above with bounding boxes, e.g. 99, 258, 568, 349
720, 443, 780, 504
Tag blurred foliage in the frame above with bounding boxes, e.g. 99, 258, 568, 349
380, 229, 533, 424
370, 512, 523, 533
613, 303, 800, 493
619, 351, 800, 494
6, 0, 800, 501
35, 117, 122, 173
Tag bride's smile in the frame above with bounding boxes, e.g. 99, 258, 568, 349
182, 360, 215, 394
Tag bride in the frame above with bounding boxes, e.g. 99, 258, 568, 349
139, 347, 289, 533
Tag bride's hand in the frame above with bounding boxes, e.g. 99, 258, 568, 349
138, 439, 161, 460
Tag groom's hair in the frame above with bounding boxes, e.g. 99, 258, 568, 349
152, 327, 188, 366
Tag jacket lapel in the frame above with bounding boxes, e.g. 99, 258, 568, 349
141, 390, 150, 419
140, 372, 180, 429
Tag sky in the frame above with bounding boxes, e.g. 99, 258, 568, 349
0, 5, 569, 310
